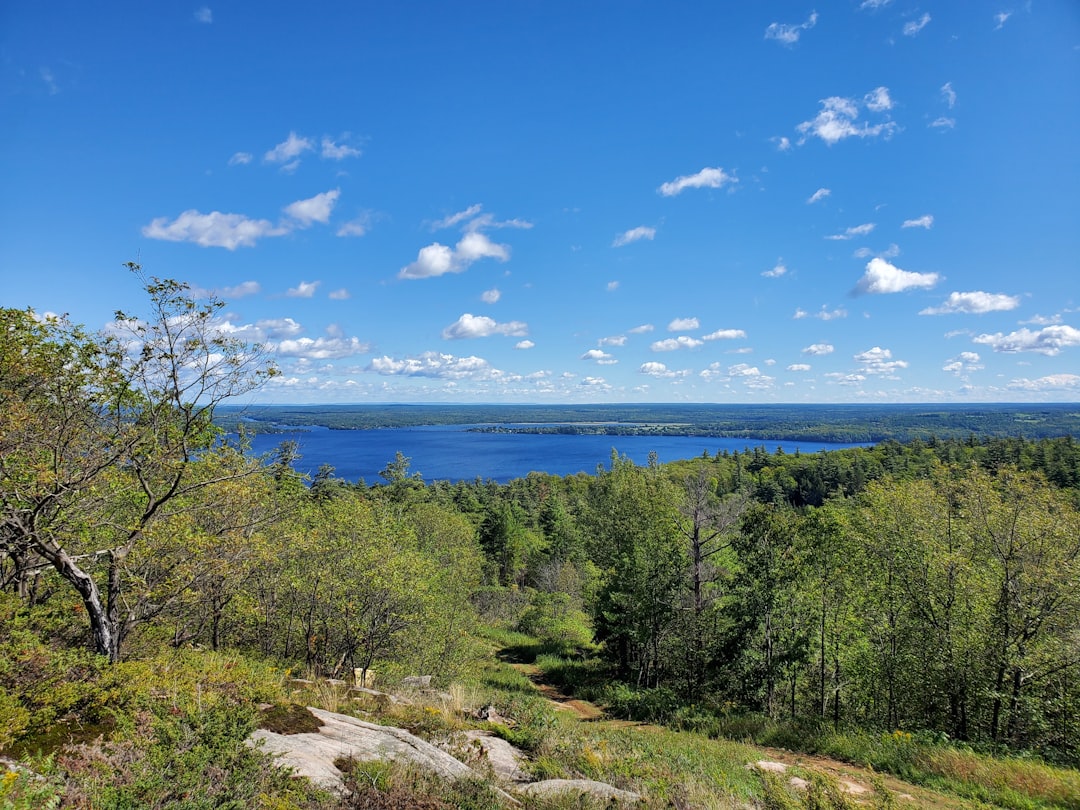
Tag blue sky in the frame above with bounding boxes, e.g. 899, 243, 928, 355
2, 2, 1079, 404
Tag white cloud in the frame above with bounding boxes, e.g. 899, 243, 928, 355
930, 117, 956, 130
920, 291, 1021, 315
855, 257, 940, 294
481, 288, 501, 304
994, 11, 1012, 30
941, 82, 957, 109
442, 313, 528, 340
855, 346, 908, 376
803, 343, 834, 355
228, 152, 252, 166
515, 340, 535, 350
854, 243, 900, 260
599, 335, 627, 347
772, 136, 792, 151
275, 336, 370, 360
194, 7, 212, 23
287, 281, 320, 298
1008, 374, 1080, 392
787, 363, 812, 372
284, 188, 340, 226
432, 204, 483, 230
613, 226, 656, 247
703, 328, 746, 341
651, 336, 704, 351
265, 132, 314, 164
369, 352, 498, 380
902, 214, 934, 229
218, 281, 261, 298
903, 13, 931, 36
142, 210, 287, 249
864, 86, 894, 112
1022, 314, 1062, 326
628, 324, 655, 334
606, 281, 620, 292
807, 187, 831, 204
668, 317, 700, 331
816, 307, 847, 321
797, 92, 898, 145
859, 0, 892, 9
762, 261, 787, 278
581, 349, 617, 365
765, 11, 818, 45
658, 167, 737, 196
826, 222, 875, 240
320, 136, 361, 160
337, 215, 369, 237
943, 351, 983, 375
328, 288, 350, 300
973, 325, 1080, 356
399, 231, 510, 279
640, 362, 685, 379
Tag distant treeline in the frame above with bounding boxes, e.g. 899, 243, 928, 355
216, 402, 1080, 443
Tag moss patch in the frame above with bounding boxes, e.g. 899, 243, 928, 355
257, 703, 323, 735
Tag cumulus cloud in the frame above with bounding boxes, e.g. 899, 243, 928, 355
275, 336, 370, 360
765, 11, 818, 45
639, 361, 688, 378
599, 335, 627, 347
265, 132, 314, 164
284, 189, 340, 226
195, 7, 212, 23
807, 188, 831, 204
286, 281, 320, 298
613, 226, 656, 247
581, 349, 617, 365
796, 91, 898, 145
628, 324, 655, 334
920, 291, 1021, 315
941, 82, 957, 109
142, 210, 288, 249
658, 167, 737, 196
762, 261, 787, 278
580, 376, 611, 390
481, 288, 501, 304
668, 317, 700, 331
218, 281, 261, 298
803, 343, 834, 355
943, 351, 983, 376
826, 223, 875, 241
973, 325, 1080, 356
369, 352, 498, 380
772, 136, 793, 151
855, 257, 940, 294
400, 232, 509, 279
703, 328, 746, 341
442, 313, 528, 339
855, 346, 908, 376
652, 336, 704, 352
903, 13, 931, 36
902, 214, 934, 229
320, 136, 361, 160
1007, 373, 1080, 392
228, 152, 252, 166
1022, 314, 1062, 326
794, 307, 846, 321
787, 363, 812, 371
515, 340, 535, 350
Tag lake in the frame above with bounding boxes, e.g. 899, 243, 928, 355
240, 424, 871, 483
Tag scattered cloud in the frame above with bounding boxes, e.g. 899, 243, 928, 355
930, 117, 956, 130
855, 346, 908, 376
668, 317, 700, 331
762, 260, 787, 278
854, 243, 900, 260
1022, 313, 1062, 326
142, 210, 288, 249
993, 11, 1012, 30
1007, 374, 1080, 392
400, 232, 510, 279
194, 7, 212, 24
40, 67, 59, 95
432, 204, 483, 230
826, 223, 875, 241
265, 132, 314, 164
599, 335, 627, 347
218, 281, 261, 298
973, 325, 1080, 356
943, 351, 983, 376
772, 136, 793, 151
442, 313, 528, 339
606, 281, 620, 292
703, 328, 746, 341
275, 335, 371, 360
903, 13, 931, 36
515, 340, 535, 350
902, 214, 934, 229
581, 349, 617, 365
328, 288, 350, 300
920, 291, 1021, 315
369, 352, 498, 380
284, 189, 340, 226
858, 0, 892, 9
651, 336, 704, 352
639, 362, 688, 379
613, 225, 657, 247
320, 136, 361, 160
941, 82, 957, 109
854, 257, 940, 294
765, 11, 819, 45
658, 167, 737, 196
803, 343, 835, 356
481, 288, 501, 304
787, 363, 812, 371
228, 152, 253, 166
286, 281, 320, 298
797, 91, 898, 145
337, 215, 370, 237
807, 187, 831, 204
628, 324, 655, 334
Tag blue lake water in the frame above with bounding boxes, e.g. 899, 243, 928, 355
240, 425, 871, 484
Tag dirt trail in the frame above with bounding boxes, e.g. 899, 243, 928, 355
509, 658, 974, 808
